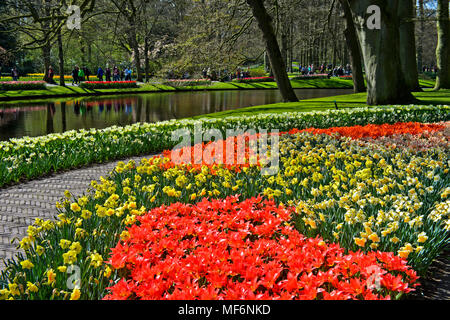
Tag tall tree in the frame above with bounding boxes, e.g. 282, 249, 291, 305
246, 0, 298, 102
110, 0, 144, 82
339, 0, 365, 93
398, 0, 421, 92
348, 0, 415, 105
57, 27, 65, 86
434, 0, 450, 90
417, 0, 425, 73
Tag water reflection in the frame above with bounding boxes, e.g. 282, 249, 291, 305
0, 89, 352, 141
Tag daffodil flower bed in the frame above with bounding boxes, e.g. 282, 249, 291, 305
0, 105, 448, 188
0, 120, 448, 300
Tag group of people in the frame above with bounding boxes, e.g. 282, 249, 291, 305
233, 67, 251, 80
71, 65, 134, 85
422, 65, 438, 73
297, 63, 352, 77
329, 64, 352, 77
71, 66, 90, 85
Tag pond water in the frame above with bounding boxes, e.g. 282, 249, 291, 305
0, 88, 352, 141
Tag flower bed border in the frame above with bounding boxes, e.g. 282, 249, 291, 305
0, 81, 47, 91
79, 81, 138, 90
0, 105, 448, 188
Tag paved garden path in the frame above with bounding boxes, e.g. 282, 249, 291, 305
0, 154, 448, 300
0, 154, 154, 270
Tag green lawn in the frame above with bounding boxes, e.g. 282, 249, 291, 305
192, 89, 450, 119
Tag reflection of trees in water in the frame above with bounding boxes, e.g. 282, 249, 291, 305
46, 103, 55, 134
74, 101, 80, 115
61, 102, 67, 132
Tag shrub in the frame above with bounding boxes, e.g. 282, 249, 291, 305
249, 68, 267, 77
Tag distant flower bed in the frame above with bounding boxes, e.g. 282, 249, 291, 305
79, 81, 138, 90
161, 79, 212, 87
232, 76, 275, 83
292, 74, 329, 80
0, 81, 47, 91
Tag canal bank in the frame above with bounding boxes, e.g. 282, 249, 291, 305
0, 78, 357, 103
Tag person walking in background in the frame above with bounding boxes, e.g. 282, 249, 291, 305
78, 67, 85, 82
113, 66, 120, 81
105, 67, 112, 82
120, 68, 125, 81
48, 66, 55, 84
84, 67, 91, 81
72, 66, 79, 85
97, 67, 104, 81
125, 67, 132, 81
11, 67, 19, 81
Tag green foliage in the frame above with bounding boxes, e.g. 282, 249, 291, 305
249, 67, 267, 77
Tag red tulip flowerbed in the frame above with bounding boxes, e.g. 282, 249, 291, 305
232, 77, 275, 83
79, 81, 138, 89
104, 196, 419, 300
288, 122, 446, 140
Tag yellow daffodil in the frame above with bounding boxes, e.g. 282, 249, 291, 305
20, 260, 34, 270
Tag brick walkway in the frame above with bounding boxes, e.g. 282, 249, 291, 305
0, 155, 154, 270
0, 154, 448, 300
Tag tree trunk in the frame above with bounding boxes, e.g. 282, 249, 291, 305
434, 0, 450, 90
399, 0, 421, 92
57, 29, 65, 87
144, 36, 150, 82
348, 0, 415, 105
417, 0, 424, 73
289, 23, 294, 73
264, 50, 268, 72
340, 0, 365, 93
42, 0, 51, 83
281, 30, 288, 72
246, 0, 298, 102
88, 43, 92, 67
129, 21, 143, 82
42, 44, 51, 83
79, 35, 86, 67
